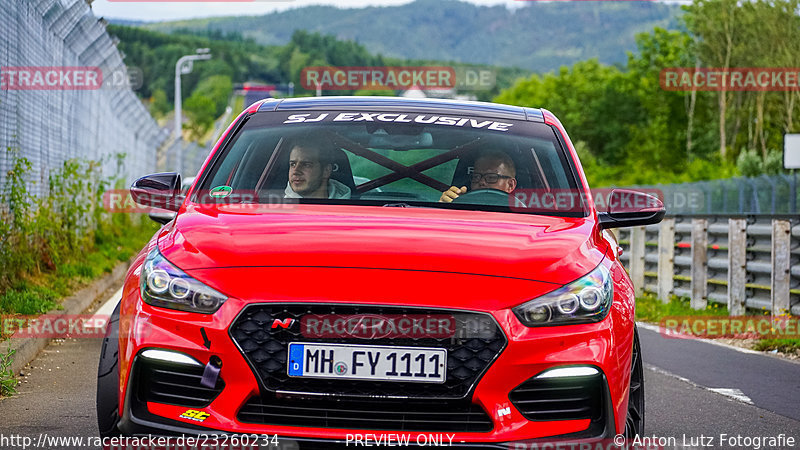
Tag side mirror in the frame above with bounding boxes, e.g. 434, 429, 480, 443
148, 210, 176, 225
131, 172, 182, 212
598, 189, 665, 229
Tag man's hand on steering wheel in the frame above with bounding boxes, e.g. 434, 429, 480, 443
439, 186, 467, 203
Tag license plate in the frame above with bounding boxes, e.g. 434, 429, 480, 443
287, 343, 447, 383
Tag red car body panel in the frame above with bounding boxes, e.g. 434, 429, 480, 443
114, 99, 639, 445
159, 204, 608, 285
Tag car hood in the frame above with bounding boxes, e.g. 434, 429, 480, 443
158, 204, 606, 285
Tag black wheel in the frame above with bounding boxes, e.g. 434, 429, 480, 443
96, 302, 122, 438
624, 325, 645, 438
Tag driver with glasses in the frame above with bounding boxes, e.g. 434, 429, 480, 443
439, 150, 517, 203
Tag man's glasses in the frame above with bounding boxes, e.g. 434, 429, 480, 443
470, 173, 513, 184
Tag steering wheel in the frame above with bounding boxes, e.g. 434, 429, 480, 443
451, 188, 511, 207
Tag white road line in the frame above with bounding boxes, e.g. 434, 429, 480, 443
89, 287, 122, 328
636, 321, 662, 333
645, 364, 754, 405
636, 321, 762, 355
706, 388, 754, 404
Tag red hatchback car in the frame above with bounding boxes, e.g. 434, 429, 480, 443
97, 97, 664, 448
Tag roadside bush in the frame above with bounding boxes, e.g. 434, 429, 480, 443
737, 148, 786, 177
0, 348, 17, 397
0, 148, 157, 313
763, 150, 785, 175
184, 93, 217, 139
754, 338, 800, 354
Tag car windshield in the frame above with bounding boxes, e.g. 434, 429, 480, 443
195, 110, 587, 216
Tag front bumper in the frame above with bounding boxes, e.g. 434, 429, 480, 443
118, 369, 616, 448
117, 299, 629, 444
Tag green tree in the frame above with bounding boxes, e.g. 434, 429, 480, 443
496, 59, 636, 167
148, 89, 170, 118
683, 0, 800, 166
683, 0, 744, 158
192, 75, 233, 117
624, 28, 716, 172
183, 94, 216, 139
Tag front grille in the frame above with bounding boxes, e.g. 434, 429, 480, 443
238, 394, 493, 432
508, 373, 604, 422
135, 358, 224, 408
229, 304, 506, 399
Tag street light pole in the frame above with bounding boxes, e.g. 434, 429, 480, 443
173, 48, 211, 174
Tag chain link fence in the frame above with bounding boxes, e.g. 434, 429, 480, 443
0, 0, 166, 195
160, 138, 208, 179
158, 96, 238, 178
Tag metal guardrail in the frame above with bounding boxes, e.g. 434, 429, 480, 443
617, 215, 800, 315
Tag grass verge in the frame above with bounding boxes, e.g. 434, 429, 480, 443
0, 150, 160, 398
634, 292, 729, 323
0, 215, 157, 398
0, 348, 16, 397
753, 339, 800, 354
0, 218, 156, 317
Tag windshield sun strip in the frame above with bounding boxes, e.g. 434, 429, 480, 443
193, 112, 588, 216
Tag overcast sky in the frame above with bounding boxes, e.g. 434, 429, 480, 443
91, 0, 525, 22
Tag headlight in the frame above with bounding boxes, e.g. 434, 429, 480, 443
140, 249, 227, 314
513, 264, 613, 327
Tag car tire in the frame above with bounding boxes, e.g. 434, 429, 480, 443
624, 325, 645, 438
96, 302, 122, 438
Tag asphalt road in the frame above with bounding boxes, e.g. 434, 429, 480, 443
639, 324, 800, 422
0, 299, 798, 450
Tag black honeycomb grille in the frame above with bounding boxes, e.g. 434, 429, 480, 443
229, 304, 506, 399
